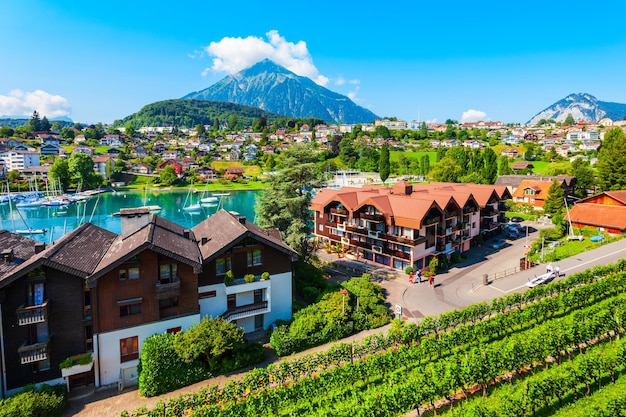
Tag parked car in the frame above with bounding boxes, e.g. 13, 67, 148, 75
489, 239, 505, 250
510, 216, 524, 223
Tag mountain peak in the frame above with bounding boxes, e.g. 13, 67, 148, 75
183, 61, 378, 124
527, 93, 626, 124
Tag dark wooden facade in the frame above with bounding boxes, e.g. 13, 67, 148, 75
93, 250, 199, 333
0, 266, 87, 391
198, 237, 293, 286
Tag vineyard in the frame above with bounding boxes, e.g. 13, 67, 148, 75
121, 260, 626, 417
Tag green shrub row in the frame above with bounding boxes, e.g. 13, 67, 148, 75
0, 384, 67, 417
270, 276, 391, 356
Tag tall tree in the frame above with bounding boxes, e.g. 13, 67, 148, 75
379, 144, 390, 184
430, 157, 463, 183
481, 147, 498, 184
498, 155, 513, 176
28, 110, 41, 132
563, 113, 575, 126
48, 158, 71, 191
40, 116, 51, 132
569, 158, 595, 198
543, 180, 565, 218
255, 143, 322, 261
596, 127, 626, 191
68, 153, 96, 187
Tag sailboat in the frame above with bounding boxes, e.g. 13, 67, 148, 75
182, 184, 202, 212
6, 181, 47, 234
140, 184, 161, 213
198, 183, 218, 204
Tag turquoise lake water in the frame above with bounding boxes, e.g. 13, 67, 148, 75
0, 189, 260, 242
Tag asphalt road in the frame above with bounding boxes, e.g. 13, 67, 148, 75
382, 225, 626, 321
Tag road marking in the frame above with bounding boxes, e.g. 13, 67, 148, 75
561, 246, 626, 273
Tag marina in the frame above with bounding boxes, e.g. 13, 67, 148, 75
0, 188, 259, 242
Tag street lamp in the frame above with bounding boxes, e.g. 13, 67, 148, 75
340, 288, 348, 315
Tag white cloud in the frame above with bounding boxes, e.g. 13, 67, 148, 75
0, 89, 71, 119
204, 30, 329, 86
461, 109, 487, 123
335, 77, 346, 86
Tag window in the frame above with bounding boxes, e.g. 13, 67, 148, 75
247, 249, 262, 266
27, 283, 45, 306
159, 263, 177, 284
119, 266, 139, 281
167, 326, 181, 334
120, 336, 139, 362
254, 289, 263, 303
254, 314, 264, 330
199, 290, 217, 299
216, 257, 232, 276
119, 298, 142, 317
318, 224, 323, 231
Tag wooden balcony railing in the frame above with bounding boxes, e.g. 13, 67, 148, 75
16, 301, 49, 326
155, 278, 181, 299
18, 338, 49, 364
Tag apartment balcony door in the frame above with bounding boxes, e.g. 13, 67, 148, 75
227, 294, 236, 310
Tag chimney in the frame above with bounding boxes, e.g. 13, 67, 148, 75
238, 216, 246, 225
119, 207, 151, 238
183, 229, 190, 239
1, 248, 13, 262
34, 242, 46, 254
201, 237, 209, 245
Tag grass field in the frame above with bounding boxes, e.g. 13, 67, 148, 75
389, 151, 436, 164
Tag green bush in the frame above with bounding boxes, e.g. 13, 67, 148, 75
450, 251, 462, 264
244, 273, 255, 283
224, 270, 235, 286
138, 318, 265, 397
270, 276, 391, 356
302, 286, 321, 303
405, 266, 413, 275
0, 384, 67, 417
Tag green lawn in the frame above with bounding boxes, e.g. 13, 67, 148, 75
389, 151, 436, 164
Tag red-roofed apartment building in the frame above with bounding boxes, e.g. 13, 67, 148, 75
567, 190, 626, 234
310, 182, 511, 272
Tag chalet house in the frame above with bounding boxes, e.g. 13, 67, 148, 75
495, 175, 576, 197
74, 135, 86, 144
158, 159, 182, 176
0, 138, 24, 148
134, 163, 153, 175
39, 143, 62, 156
579, 140, 601, 151
224, 167, 244, 180
511, 161, 534, 173
35, 133, 61, 146
567, 190, 626, 234
73, 146, 94, 156
152, 142, 166, 153
511, 179, 572, 209
310, 182, 510, 272
13, 143, 36, 152
193, 211, 298, 333
162, 150, 179, 160
100, 135, 123, 148
502, 135, 521, 145
92, 156, 115, 178
500, 148, 519, 158
133, 145, 149, 158
0, 209, 298, 397
196, 166, 217, 181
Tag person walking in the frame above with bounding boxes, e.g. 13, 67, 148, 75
428, 275, 434, 288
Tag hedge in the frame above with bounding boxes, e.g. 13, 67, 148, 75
0, 384, 67, 417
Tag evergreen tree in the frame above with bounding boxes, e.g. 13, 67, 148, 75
40, 116, 51, 132
28, 110, 41, 132
481, 147, 498, 184
596, 127, 626, 191
255, 143, 322, 261
569, 158, 595, 198
563, 113, 575, 126
543, 180, 565, 218
497, 155, 511, 176
379, 144, 390, 184
420, 155, 431, 177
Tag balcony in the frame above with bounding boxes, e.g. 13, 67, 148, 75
424, 216, 441, 226
358, 213, 385, 222
18, 338, 49, 365
155, 278, 181, 299
222, 301, 269, 321
389, 250, 411, 260
330, 207, 348, 216
224, 276, 271, 295
16, 301, 49, 326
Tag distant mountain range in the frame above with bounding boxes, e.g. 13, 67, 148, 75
183, 59, 378, 124
527, 93, 626, 125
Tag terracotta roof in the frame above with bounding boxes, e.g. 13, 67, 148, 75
568, 203, 626, 231
604, 190, 626, 206
511, 180, 555, 199
511, 161, 534, 170
193, 210, 297, 262
90, 215, 202, 282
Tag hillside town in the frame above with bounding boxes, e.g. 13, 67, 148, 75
1, 112, 626, 416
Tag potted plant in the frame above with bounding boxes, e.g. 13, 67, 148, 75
244, 273, 255, 283
261, 271, 270, 281
60, 353, 93, 377
224, 270, 235, 286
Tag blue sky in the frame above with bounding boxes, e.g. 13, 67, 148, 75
3, 0, 626, 125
